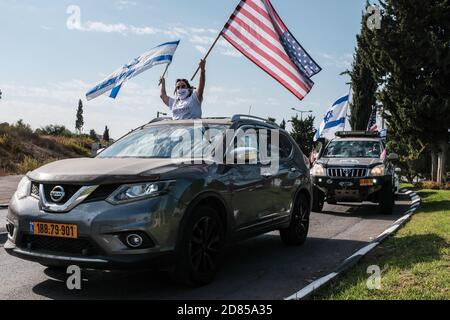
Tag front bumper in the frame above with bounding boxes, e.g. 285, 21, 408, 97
313, 176, 390, 202
4, 194, 182, 269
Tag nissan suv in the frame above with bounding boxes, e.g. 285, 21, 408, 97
311, 131, 399, 214
5, 115, 312, 286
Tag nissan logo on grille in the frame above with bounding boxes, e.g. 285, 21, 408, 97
50, 186, 66, 203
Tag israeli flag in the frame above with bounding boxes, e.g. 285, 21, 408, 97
86, 40, 180, 101
314, 94, 349, 141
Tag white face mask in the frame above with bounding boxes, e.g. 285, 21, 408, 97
176, 88, 190, 100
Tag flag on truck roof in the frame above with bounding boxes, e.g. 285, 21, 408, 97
367, 106, 379, 132
221, 0, 321, 100
314, 94, 349, 141
86, 40, 180, 101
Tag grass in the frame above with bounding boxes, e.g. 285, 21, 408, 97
0, 122, 94, 175
315, 188, 450, 300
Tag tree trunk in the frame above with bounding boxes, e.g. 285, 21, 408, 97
437, 140, 448, 185
431, 146, 438, 182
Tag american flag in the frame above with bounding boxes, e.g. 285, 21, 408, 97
367, 106, 379, 132
221, 0, 321, 100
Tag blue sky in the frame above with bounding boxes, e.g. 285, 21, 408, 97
0, 0, 366, 137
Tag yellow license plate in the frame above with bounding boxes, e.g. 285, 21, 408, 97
32, 222, 78, 239
360, 179, 374, 187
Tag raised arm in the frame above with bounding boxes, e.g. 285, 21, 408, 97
196, 59, 206, 102
159, 77, 170, 106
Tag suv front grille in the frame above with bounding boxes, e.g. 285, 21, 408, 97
327, 168, 368, 178
20, 235, 100, 256
42, 184, 82, 204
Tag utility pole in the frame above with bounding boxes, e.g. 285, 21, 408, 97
292, 108, 313, 121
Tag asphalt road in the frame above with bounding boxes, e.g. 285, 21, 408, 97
0, 175, 22, 204
0, 195, 412, 300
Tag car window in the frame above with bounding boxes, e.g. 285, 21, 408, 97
323, 140, 383, 159
279, 134, 293, 160
98, 125, 227, 159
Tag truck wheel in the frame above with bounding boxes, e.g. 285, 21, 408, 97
312, 187, 325, 212
280, 194, 310, 246
379, 182, 395, 215
173, 205, 225, 287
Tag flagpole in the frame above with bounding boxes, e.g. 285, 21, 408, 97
191, 33, 222, 81
161, 63, 170, 79
343, 85, 352, 132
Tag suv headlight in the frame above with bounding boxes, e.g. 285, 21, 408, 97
311, 164, 326, 176
107, 181, 174, 205
16, 177, 31, 200
370, 165, 385, 177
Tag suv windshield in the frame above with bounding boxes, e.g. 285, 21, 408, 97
323, 140, 383, 159
98, 124, 228, 159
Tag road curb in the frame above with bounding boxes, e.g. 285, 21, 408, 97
285, 189, 422, 301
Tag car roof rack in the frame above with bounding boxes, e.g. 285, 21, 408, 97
231, 114, 279, 127
148, 117, 172, 124
335, 131, 380, 138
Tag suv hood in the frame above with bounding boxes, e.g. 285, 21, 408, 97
28, 158, 186, 185
319, 158, 382, 167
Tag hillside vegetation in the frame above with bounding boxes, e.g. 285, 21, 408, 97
0, 121, 95, 176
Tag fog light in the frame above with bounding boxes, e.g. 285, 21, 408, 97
373, 179, 378, 184
318, 178, 323, 183
126, 234, 144, 248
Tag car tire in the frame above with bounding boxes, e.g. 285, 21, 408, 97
379, 181, 395, 215
312, 187, 325, 213
173, 205, 225, 287
40, 263, 68, 270
280, 194, 310, 246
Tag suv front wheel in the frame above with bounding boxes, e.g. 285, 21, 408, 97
173, 205, 225, 287
312, 187, 325, 212
280, 194, 310, 246
379, 181, 395, 215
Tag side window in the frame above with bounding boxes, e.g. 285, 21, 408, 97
279, 134, 293, 160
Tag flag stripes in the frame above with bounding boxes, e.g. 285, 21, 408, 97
221, 0, 320, 100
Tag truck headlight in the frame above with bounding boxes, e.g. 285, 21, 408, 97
311, 164, 326, 176
370, 165, 385, 177
107, 181, 174, 205
16, 177, 31, 200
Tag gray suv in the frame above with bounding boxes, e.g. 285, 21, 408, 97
5, 115, 312, 286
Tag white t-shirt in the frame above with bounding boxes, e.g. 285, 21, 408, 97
167, 91, 202, 120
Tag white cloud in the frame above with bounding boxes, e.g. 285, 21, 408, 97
67, 17, 240, 57
115, 1, 137, 10
318, 53, 354, 70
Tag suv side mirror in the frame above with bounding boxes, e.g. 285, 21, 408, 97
387, 153, 399, 161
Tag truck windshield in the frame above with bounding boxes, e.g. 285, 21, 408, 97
98, 124, 227, 159
323, 140, 383, 159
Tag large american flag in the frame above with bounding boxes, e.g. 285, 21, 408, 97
367, 106, 379, 132
221, 0, 321, 100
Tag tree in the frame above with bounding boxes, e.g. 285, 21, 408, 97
103, 126, 110, 143
346, 3, 378, 131
89, 129, 99, 142
75, 99, 84, 134
289, 115, 316, 156
369, 0, 450, 184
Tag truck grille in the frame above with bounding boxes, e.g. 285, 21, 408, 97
327, 168, 368, 178
20, 235, 100, 256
